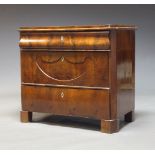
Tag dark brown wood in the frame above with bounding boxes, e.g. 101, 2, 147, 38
20, 111, 32, 122
19, 25, 136, 133
101, 119, 119, 133
125, 111, 135, 122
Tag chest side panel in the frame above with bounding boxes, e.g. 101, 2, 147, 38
116, 30, 135, 117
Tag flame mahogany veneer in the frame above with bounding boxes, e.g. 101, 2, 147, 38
19, 25, 136, 133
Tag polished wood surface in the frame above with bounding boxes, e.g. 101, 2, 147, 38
109, 30, 135, 122
22, 85, 109, 119
101, 119, 119, 133
19, 25, 136, 133
21, 51, 109, 87
19, 32, 110, 50
116, 30, 135, 118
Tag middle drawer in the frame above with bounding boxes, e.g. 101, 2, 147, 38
21, 51, 109, 88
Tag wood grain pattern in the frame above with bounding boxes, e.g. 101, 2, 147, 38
21, 51, 109, 87
108, 30, 135, 130
116, 30, 135, 118
19, 25, 136, 133
21, 85, 110, 119
19, 32, 110, 50
109, 30, 117, 120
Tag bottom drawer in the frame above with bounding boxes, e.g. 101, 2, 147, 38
21, 85, 110, 119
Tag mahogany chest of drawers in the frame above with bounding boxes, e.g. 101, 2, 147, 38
19, 25, 136, 133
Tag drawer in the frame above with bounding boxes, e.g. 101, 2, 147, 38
22, 85, 110, 119
19, 32, 110, 50
21, 51, 109, 88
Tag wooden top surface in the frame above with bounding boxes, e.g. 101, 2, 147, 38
19, 24, 137, 32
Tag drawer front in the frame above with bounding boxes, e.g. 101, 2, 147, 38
19, 32, 110, 50
21, 51, 109, 88
22, 85, 110, 119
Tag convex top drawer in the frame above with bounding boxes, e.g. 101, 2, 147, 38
19, 32, 110, 50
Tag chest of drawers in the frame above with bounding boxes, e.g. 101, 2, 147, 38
19, 25, 136, 133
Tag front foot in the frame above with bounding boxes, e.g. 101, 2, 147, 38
20, 111, 32, 122
101, 119, 119, 133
